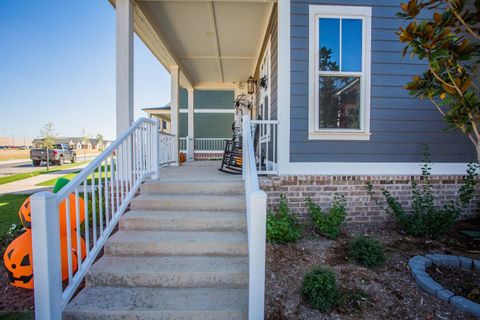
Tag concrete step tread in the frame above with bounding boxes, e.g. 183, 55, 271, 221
87, 256, 249, 288
141, 180, 245, 195
133, 194, 245, 201
108, 230, 248, 244
131, 194, 246, 212
122, 210, 246, 220
105, 231, 248, 256
90, 255, 249, 274
63, 287, 248, 319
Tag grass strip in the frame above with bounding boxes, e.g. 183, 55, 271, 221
0, 193, 31, 236
0, 161, 90, 186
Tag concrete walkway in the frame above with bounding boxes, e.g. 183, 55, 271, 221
0, 164, 88, 196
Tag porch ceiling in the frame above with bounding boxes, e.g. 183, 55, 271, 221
136, 0, 275, 88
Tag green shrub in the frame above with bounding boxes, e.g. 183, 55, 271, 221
367, 146, 478, 239
301, 267, 341, 312
348, 236, 386, 268
306, 194, 346, 239
266, 194, 302, 244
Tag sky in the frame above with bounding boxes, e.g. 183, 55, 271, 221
0, 0, 171, 141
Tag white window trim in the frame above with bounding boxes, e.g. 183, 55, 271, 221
308, 5, 372, 141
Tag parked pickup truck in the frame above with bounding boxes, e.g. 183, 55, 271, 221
30, 143, 76, 167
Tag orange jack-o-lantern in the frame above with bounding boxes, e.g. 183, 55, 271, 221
3, 230, 34, 289
3, 230, 87, 289
18, 194, 85, 233
58, 194, 85, 234
18, 198, 31, 229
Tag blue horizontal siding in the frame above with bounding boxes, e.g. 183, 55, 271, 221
290, 0, 474, 163
178, 89, 235, 138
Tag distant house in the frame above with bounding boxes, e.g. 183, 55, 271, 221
32, 137, 111, 150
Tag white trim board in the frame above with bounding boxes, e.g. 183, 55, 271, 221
281, 162, 470, 176
277, 0, 291, 175
179, 109, 235, 113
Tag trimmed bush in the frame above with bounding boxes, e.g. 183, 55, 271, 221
306, 194, 346, 239
367, 146, 478, 239
301, 267, 341, 312
266, 194, 302, 244
348, 236, 386, 268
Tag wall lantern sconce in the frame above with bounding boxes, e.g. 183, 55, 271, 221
247, 76, 257, 95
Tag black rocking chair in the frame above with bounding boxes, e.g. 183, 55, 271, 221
218, 120, 260, 175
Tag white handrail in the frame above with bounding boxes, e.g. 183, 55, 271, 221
242, 115, 267, 320
31, 117, 167, 320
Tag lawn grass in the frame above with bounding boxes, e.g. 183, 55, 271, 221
0, 194, 30, 236
36, 167, 110, 187
0, 161, 90, 186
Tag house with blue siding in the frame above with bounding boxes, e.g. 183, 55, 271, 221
29, 1, 477, 319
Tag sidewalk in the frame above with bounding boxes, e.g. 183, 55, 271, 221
0, 164, 88, 196
0, 158, 30, 165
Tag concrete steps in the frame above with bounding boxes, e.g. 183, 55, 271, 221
141, 180, 244, 195
120, 210, 247, 231
63, 287, 248, 320
105, 230, 248, 256
64, 176, 248, 320
86, 256, 248, 288
131, 194, 246, 211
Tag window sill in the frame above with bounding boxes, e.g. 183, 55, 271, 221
308, 131, 371, 141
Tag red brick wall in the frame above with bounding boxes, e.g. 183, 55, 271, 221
259, 175, 480, 223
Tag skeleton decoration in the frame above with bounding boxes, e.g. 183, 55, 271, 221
233, 93, 253, 136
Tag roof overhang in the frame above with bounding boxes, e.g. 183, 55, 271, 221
111, 0, 276, 89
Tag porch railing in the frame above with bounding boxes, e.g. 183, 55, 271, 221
159, 131, 176, 165
179, 137, 228, 158
252, 119, 279, 175
31, 118, 164, 320
242, 115, 267, 320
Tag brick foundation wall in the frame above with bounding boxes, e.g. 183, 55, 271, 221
259, 175, 480, 223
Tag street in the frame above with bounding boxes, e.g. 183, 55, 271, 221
0, 154, 98, 176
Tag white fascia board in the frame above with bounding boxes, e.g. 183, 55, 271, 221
282, 162, 470, 176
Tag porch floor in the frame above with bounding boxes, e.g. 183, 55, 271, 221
159, 161, 241, 181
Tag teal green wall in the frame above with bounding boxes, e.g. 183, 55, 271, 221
178, 89, 234, 138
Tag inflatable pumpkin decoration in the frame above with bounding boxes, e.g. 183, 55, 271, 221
60, 235, 86, 281
18, 198, 31, 229
3, 230, 34, 289
3, 230, 87, 288
4, 178, 87, 289
58, 193, 85, 234
17, 193, 85, 233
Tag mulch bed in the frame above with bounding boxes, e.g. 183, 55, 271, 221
0, 264, 34, 313
265, 219, 480, 320
429, 265, 480, 304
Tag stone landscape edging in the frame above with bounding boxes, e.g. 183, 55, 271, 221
409, 254, 480, 318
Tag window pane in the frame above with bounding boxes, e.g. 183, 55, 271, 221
318, 76, 361, 129
341, 19, 362, 72
318, 18, 340, 71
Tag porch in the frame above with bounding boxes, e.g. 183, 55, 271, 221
112, 0, 281, 173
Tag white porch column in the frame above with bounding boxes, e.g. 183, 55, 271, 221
116, 0, 134, 137
187, 88, 194, 160
170, 66, 179, 165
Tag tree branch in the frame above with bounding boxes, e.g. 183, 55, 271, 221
429, 97, 446, 117
448, 2, 480, 41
